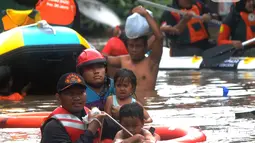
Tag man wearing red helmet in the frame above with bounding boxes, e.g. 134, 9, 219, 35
76, 49, 115, 111
77, 49, 118, 140
105, 6, 163, 100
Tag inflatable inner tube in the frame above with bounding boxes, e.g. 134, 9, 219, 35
0, 112, 207, 142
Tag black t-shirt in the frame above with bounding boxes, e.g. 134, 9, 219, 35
40, 119, 95, 143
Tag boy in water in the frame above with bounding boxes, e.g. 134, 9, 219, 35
114, 103, 156, 143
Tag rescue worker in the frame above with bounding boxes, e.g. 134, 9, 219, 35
0, 0, 41, 32
0, 66, 30, 101
36, 0, 81, 33
40, 72, 105, 143
76, 50, 120, 140
218, 0, 255, 56
102, 25, 128, 78
102, 25, 128, 57
76, 49, 115, 111
160, 0, 214, 56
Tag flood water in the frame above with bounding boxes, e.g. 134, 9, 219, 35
1, 70, 255, 142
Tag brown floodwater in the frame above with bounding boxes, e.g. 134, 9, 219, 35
1, 70, 255, 143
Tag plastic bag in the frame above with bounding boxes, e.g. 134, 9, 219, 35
125, 10, 153, 39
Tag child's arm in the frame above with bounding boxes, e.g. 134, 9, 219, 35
114, 131, 145, 143
111, 105, 121, 119
104, 96, 113, 116
137, 102, 153, 123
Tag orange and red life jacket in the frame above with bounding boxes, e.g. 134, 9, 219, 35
218, 11, 255, 45
41, 106, 100, 143
0, 92, 24, 101
170, 4, 209, 44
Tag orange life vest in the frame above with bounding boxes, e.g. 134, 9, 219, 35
0, 92, 24, 101
41, 106, 100, 143
171, 4, 209, 44
218, 11, 255, 45
235, 11, 255, 41
36, 0, 76, 26
0, 9, 41, 32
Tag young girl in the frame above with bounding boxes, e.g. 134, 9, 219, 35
104, 68, 152, 123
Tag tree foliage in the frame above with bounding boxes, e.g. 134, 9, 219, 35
81, 0, 172, 34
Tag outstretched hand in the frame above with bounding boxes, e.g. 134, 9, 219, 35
232, 40, 242, 49
88, 108, 106, 123
201, 14, 212, 22
183, 12, 193, 22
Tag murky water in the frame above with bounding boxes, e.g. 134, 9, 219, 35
1, 70, 255, 143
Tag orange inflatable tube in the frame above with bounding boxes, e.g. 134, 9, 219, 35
0, 116, 46, 128
101, 127, 206, 143
0, 112, 206, 142
6, 112, 50, 117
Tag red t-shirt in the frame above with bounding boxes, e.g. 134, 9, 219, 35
102, 37, 128, 56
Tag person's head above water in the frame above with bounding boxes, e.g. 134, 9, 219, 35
56, 72, 87, 114
126, 36, 148, 62
0, 66, 12, 90
235, 0, 254, 13
114, 68, 136, 99
125, 6, 152, 62
119, 102, 144, 136
174, 0, 193, 9
76, 49, 107, 88
113, 25, 125, 37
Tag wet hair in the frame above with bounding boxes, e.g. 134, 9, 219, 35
0, 66, 12, 88
126, 36, 148, 49
114, 68, 137, 97
119, 102, 144, 123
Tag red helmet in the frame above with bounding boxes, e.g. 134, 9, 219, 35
76, 49, 106, 71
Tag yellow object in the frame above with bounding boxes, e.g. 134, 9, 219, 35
1, 9, 41, 32
219, 25, 224, 33
0, 30, 24, 55
243, 57, 255, 64
0, 22, 90, 56
192, 55, 202, 64
76, 31, 91, 49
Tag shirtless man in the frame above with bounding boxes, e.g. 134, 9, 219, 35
106, 6, 163, 101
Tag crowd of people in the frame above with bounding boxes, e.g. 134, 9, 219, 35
0, 0, 255, 142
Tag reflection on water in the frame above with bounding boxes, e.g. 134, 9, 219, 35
1, 70, 255, 142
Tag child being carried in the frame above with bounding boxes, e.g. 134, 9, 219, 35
105, 68, 152, 123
